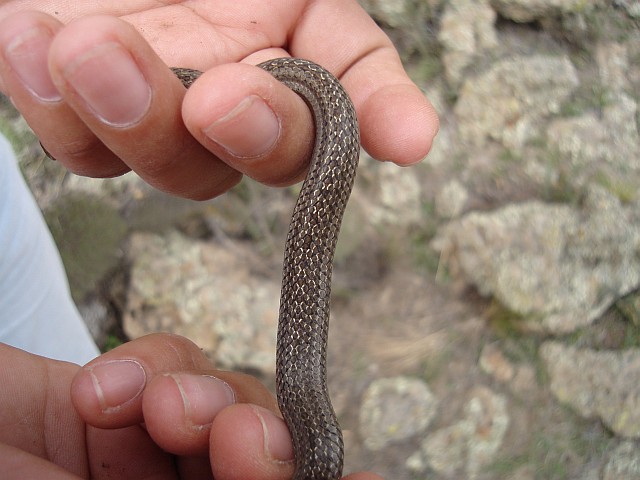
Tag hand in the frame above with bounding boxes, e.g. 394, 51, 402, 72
0, 1, 438, 200
0, 334, 382, 479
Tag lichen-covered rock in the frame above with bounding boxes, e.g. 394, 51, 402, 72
2, 2, 639, 479
438, 0, 498, 87
541, 342, 640, 438
124, 231, 279, 373
45, 192, 127, 301
359, 376, 437, 451
546, 92, 640, 193
455, 54, 579, 149
603, 441, 640, 479
365, 157, 423, 227
432, 186, 640, 332
408, 386, 509, 478
492, 0, 606, 23
358, 0, 413, 27
435, 179, 469, 219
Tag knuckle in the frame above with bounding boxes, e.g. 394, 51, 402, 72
45, 136, 129, 178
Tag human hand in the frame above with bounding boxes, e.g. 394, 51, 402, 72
0, 334, 382, 479
0, 1, 438, 200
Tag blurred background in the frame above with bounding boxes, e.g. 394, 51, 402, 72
1, 1, 639, 478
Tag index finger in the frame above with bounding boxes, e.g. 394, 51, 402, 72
71, 333, 278, 429
287, 0, 440, 165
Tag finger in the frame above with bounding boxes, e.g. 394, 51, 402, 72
0, 11, 127, 177
345, 54, 439, 166
140, 373, 237, 456
46, 15, 241, 198
0, 1, 132, 23
209, 404, 385, 480
0, 443, 82, 480
175, 455, 215, 480
290, 0, 440, 165
71, 334, 278, 430
0, 344, 88, 475
210, 404, 294, 480
344, 473, 385, 480
85, 424, 178, 480
181, 62, 315, 186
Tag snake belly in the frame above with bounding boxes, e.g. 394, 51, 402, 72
173, 58, 360, 479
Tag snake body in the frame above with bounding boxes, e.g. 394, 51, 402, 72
174, 58, 360, 479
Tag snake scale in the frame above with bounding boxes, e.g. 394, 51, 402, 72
173, 58, 360, 479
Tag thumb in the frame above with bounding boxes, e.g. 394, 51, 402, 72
181, 62, 315, 187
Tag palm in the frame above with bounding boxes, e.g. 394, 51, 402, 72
0, 344, 212, 479
126, 1, 300, 69
0, 0, 438, 173
3, 0, 318, 69
0, 338, 382, 479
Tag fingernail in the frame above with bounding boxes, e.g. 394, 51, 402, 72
88, 360, 146, 413
63, 41, 151, 126
204, 95, 280, 157
252, 405, 294, 463
40, 141, 56, 161
4, 26, 61, 102
170, 374, 236, 429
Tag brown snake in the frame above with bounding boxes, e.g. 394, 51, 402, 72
173, 58, 360, 479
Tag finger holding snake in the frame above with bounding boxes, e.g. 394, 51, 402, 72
0, 2, 438, 478
0, 3, 439, 199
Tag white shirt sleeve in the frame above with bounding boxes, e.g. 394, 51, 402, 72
0, 134, 99, 365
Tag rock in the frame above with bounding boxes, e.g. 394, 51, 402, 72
431, 186, 640, 332
508, 364, 538, 397
455, 54, 579, 149
435, 179, 469, 219
63, 170, 148, 210
365, 157, 423, 228
2, 3, 638, 478
358, 0, 412, 28
546, 92, 640, 194
492, 0, 606, 23
408, 386, 509, 478
124, 231, 279, 374
438, 0, 498, 87
44, 192, 127, 302
603, 441, 640, 479
503, 465, 536, 480
541, 342, 640, 438
359, 0, 439, 57
420, 81, 456, 170
614, 0, 640, 18
596, 42, 632, 92
580, 461, 605, 480
359, 376, 437, 451
479, 343, 515, 382
78, 298, 115, 350
473, 340, 541, 401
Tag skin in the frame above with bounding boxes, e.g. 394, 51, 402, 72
0, 334, 385, 479
0, 0, 439, 199
0, 1, 439, 477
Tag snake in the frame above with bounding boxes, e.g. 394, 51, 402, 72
173, 58, 360, 479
